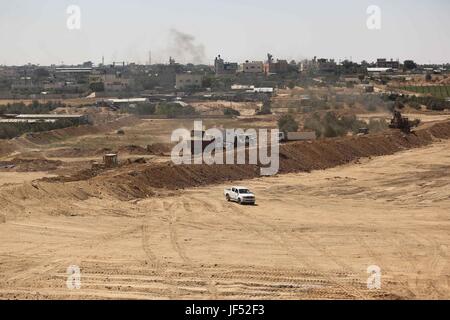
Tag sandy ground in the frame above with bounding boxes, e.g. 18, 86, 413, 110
0, 137, 449, 300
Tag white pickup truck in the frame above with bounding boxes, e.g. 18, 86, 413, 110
224, 186, 256, 205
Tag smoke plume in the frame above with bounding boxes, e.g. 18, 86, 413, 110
168, 28, 206, 64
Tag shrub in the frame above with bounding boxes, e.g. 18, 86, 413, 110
278, 114, 299, 134
257, 97, 272, 115
0, 101, 65, 114
304, 112, 371, 138
0, 120, 77, 139
155, 102, 198, 118
223, 107, 240, 116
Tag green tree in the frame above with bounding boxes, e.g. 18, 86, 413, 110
278, 114, 299, 134
89, 82, 105, 92
258, 95, 272, 115
223, 107, 240, 116
34, 68, 50, 79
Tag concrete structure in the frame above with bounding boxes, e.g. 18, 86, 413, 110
107, 98, 148, 104
317, 58, 337, 73
252, 87, 274, 94
367, 67, 393, 74
102, 74, 131, 91
264, 54, 289, 74
54, 67, 92, 74
175, 73, 204, 89
376, 59, 400, 69
214, 55, 238, 76
241, 61, 264, 74
103, 154, 118, 168
287, 131, 317, 141
105, 98, 148, 108
231, 84, 255, 90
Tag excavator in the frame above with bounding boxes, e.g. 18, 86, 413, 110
389, 110, 414, 133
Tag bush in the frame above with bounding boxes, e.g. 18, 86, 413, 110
409, 101, 422, 110
0, 101, 65, 115
155, 102, 198, 118
121, 103, 156, 115
257, 97, 272, 115
303, 113, 323, 137
367, 119, 388, 132
223, 107, 240, 116
304, 112, 371, 138
278, 114, 299, 133
0, 119, 77, 139
89, 82, 105, 92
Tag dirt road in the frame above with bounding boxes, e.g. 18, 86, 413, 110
0, 140, 449, 299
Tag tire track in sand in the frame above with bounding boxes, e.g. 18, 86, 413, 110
163, 199, 219, 299
192, 196, 368, 299
141, 200, 179, 299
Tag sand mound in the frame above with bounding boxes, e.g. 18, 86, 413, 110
85, 121, 450, 200
0, 140, 17, 158
46, 143, 173, 158
6, 120, 450, 202
117, 145, 149, 155
145, 143, 173, 155
0, 158, 62, 172
20, 116, 139, 145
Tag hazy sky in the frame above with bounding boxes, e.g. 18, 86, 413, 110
0, 0, 449, 65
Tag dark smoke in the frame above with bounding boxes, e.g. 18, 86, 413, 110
168, 28, 206, 64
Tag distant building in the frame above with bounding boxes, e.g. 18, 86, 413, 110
263, 54, 289, 74
11, 77, 42, 92
214, 55, 238, 76
376, 58, 400, 69
241, 61, 264, 73
175, 73, 204, 90
287, 131, 317, 141
231, 84, 255, 90
264, 60, 289, 74
106, 74, 130, 91
252, 87, 274, 94
43, 81, 65, 90
317, 58, 337, 73
106, 98, 148, 107
54, 67, 93, 74
367, 67, 393, 74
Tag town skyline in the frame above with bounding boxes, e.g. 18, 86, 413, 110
1, 0, 449, 66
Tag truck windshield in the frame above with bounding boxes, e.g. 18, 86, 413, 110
238, 189, 250, 194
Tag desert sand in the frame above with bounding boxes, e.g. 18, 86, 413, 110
0, 135, 449, 299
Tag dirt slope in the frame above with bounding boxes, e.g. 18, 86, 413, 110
0, 139, 449, 299
89, 121, 450, 200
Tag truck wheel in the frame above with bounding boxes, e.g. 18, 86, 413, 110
238, 198, 242, 205
226, 194, 230, 202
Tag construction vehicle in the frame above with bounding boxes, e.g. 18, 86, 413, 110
357, 128, 369, 135
389, 110, 413, 133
